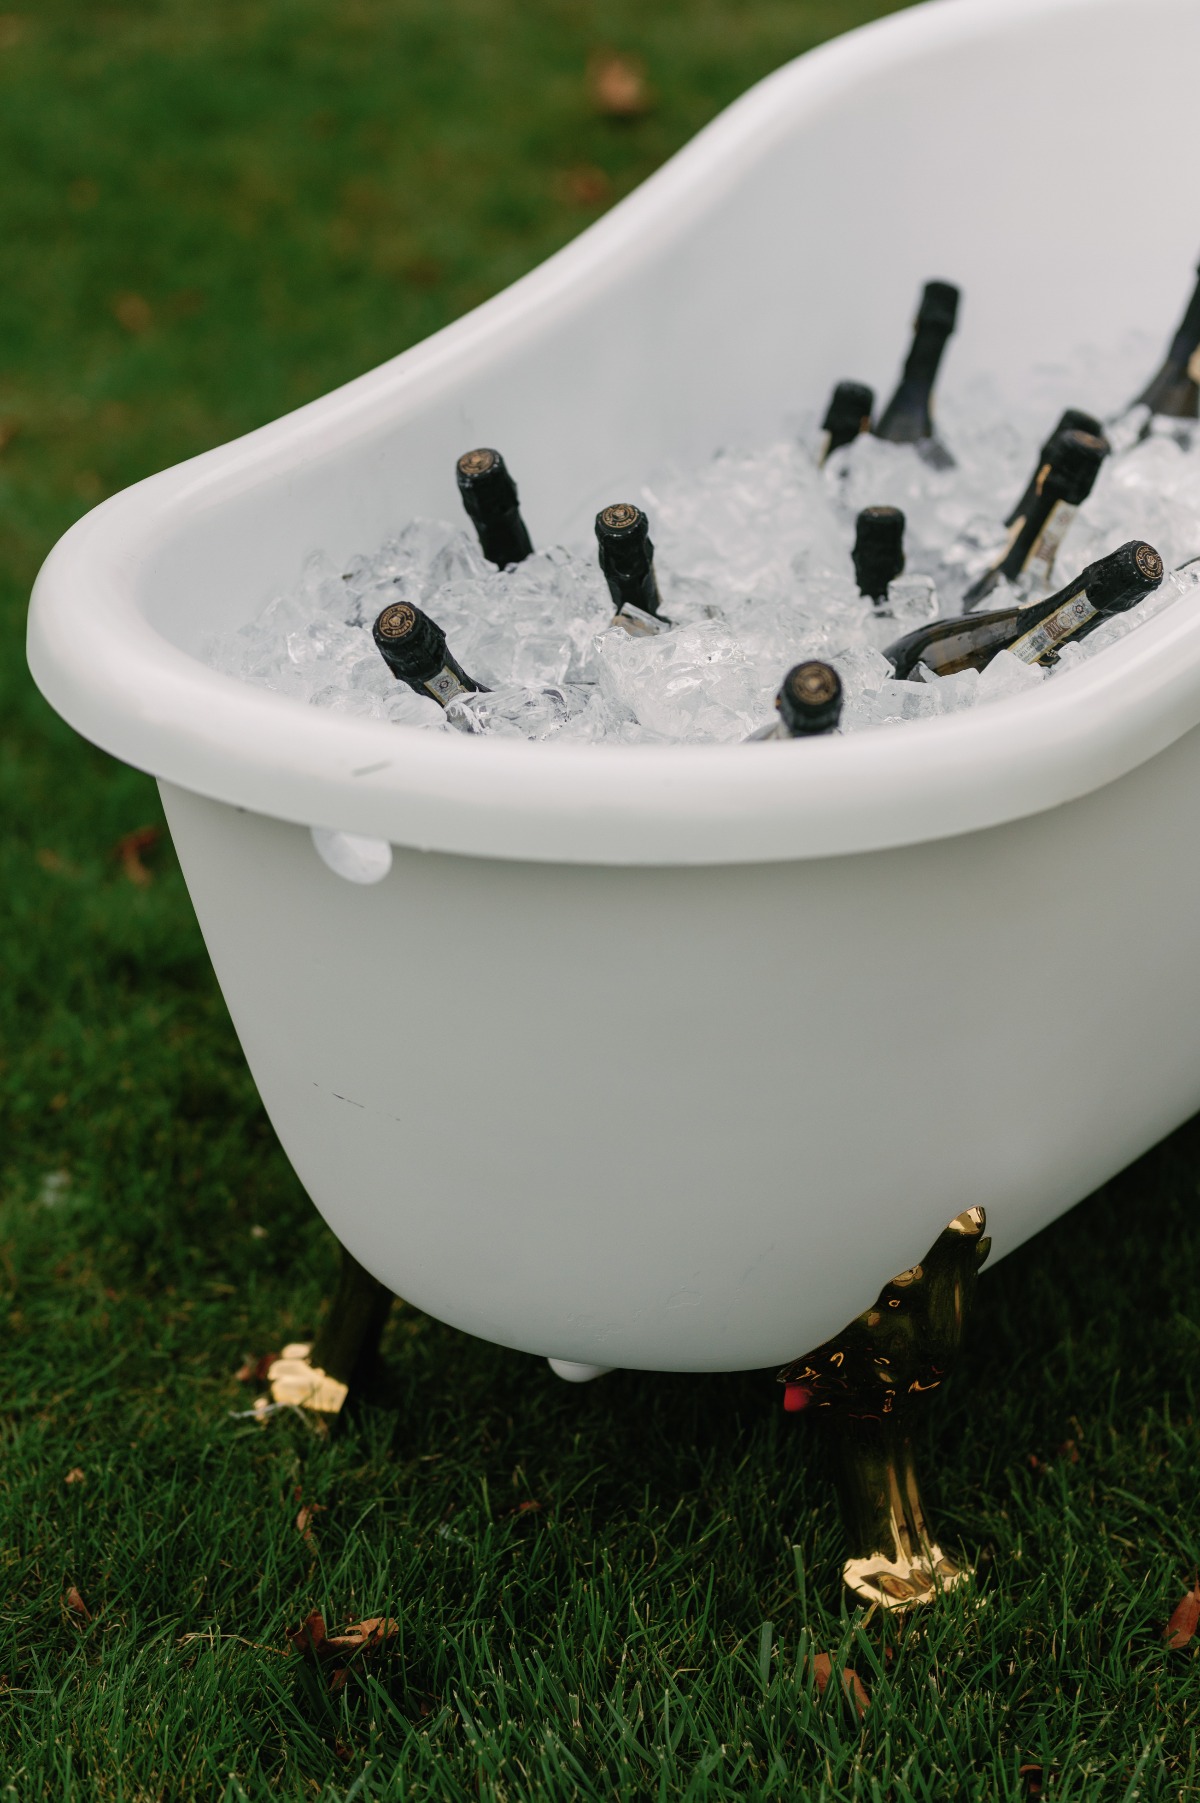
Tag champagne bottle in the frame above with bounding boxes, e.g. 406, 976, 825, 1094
372, 601, 488, 705
819, 380, 874, 465
1129, 258, 1200, 427
596, 503, 671, 635
875, 281, 960, 467
853, 506, 906, 607
747, 661, 843, 739
456, 448, 534, 568
961, 427, 1109, 611
1003, 408, 1104, 526
885, 540, 1163, 680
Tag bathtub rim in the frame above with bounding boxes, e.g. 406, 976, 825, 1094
25, 0, 1200, 869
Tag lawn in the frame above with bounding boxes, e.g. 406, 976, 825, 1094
2, 2, 1199, 1797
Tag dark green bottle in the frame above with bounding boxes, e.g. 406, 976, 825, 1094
595, 503, 670, 635
962, 428, 1109, 611
372, 601, 488, 706
456, 448, 534, 568
853, 506, 906, 607
885, 540, 1164, 680
1004, 408, 1104, 527
819, 381, 874, 464
747, 661, 843, 739
875, 281, 960, 467
1130, 258, 1200, 425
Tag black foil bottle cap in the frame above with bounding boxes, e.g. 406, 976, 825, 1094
777, 661, 843, 736
1045, 428, 1109, 505
1081, 539, 1163, 611
853, 505, 906, 599
822, 380, 875, 441
917, 281, 960, 334
1054, 407, 1105, 443
595, 501, 647, 543
456, 447, 519, 515
372, 600, 447, 683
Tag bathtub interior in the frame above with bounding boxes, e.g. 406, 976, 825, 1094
133, 0, 1200, 663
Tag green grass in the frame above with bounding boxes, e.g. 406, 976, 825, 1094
2, 1, 1199, 1797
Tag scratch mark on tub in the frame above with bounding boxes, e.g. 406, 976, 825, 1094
351, 761, 391, 777
313, 1080, 366, 1109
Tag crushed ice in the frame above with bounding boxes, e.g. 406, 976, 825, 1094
204, 332, 1200, 744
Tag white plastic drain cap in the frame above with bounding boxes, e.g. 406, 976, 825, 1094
547, 1359, 613, 1384
311, 827, 393, 884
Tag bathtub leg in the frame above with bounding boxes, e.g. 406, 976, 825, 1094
267, 1243, 395, 1416
778, 1206, 991, 1612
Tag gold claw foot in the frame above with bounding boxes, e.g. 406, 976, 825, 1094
269, 1242, 395, 1417
780, 1207, 991, 1613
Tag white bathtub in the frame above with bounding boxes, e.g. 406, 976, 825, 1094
26, 0, 1200, 1374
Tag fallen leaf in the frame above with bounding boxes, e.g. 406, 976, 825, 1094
267, 1348, 348, 1414
64, 1585, 91, 1622
807, 1651, 869, 1717
113, 825, 161, 886
295, 1503, 325, 1548
326, 1616, 399, 1657
286, 1610, 328, 1658
1057, 1439, 1080, 1464
556, 165, 611, 208
286, 1611, 399, 1694
64, 1468, 85, 1485
517, 1499, 543, 1514
112, 291, 153, 334
235, 1351, 277, 1384
587, 51, 651, 118
1165, 1583, 1200, 1649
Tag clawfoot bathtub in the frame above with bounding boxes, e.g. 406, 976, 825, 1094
26, 0, 1200, 1600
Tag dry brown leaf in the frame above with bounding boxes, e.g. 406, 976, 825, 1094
64, 1585, 91, 1622
286, 1610, 327, 1658
587, 51, 651, 118
295, 1503, 325, 1548
286, 1612, 398, 1694
64, 1468, 85, 1486
808, 1651, 870, 1717
113, 825, 161, 886
235, 1351, 277, 1384
113, 292, 153, 334
326, 1616, 399, 1656
1164, 1583, 1200, 1649
517, 1500, 543, 1515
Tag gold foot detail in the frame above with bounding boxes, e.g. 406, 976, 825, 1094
269, 1243, 394, 1417
779, 1207, 991, 1612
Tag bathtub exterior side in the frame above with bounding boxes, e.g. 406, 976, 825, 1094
160, 711, 1200, 1370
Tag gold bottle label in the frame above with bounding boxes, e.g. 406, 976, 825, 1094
612, 604, 662, 637
1025, 499, 1077, 588
424, 665, 470, 705
1007, 590, 1098, 664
